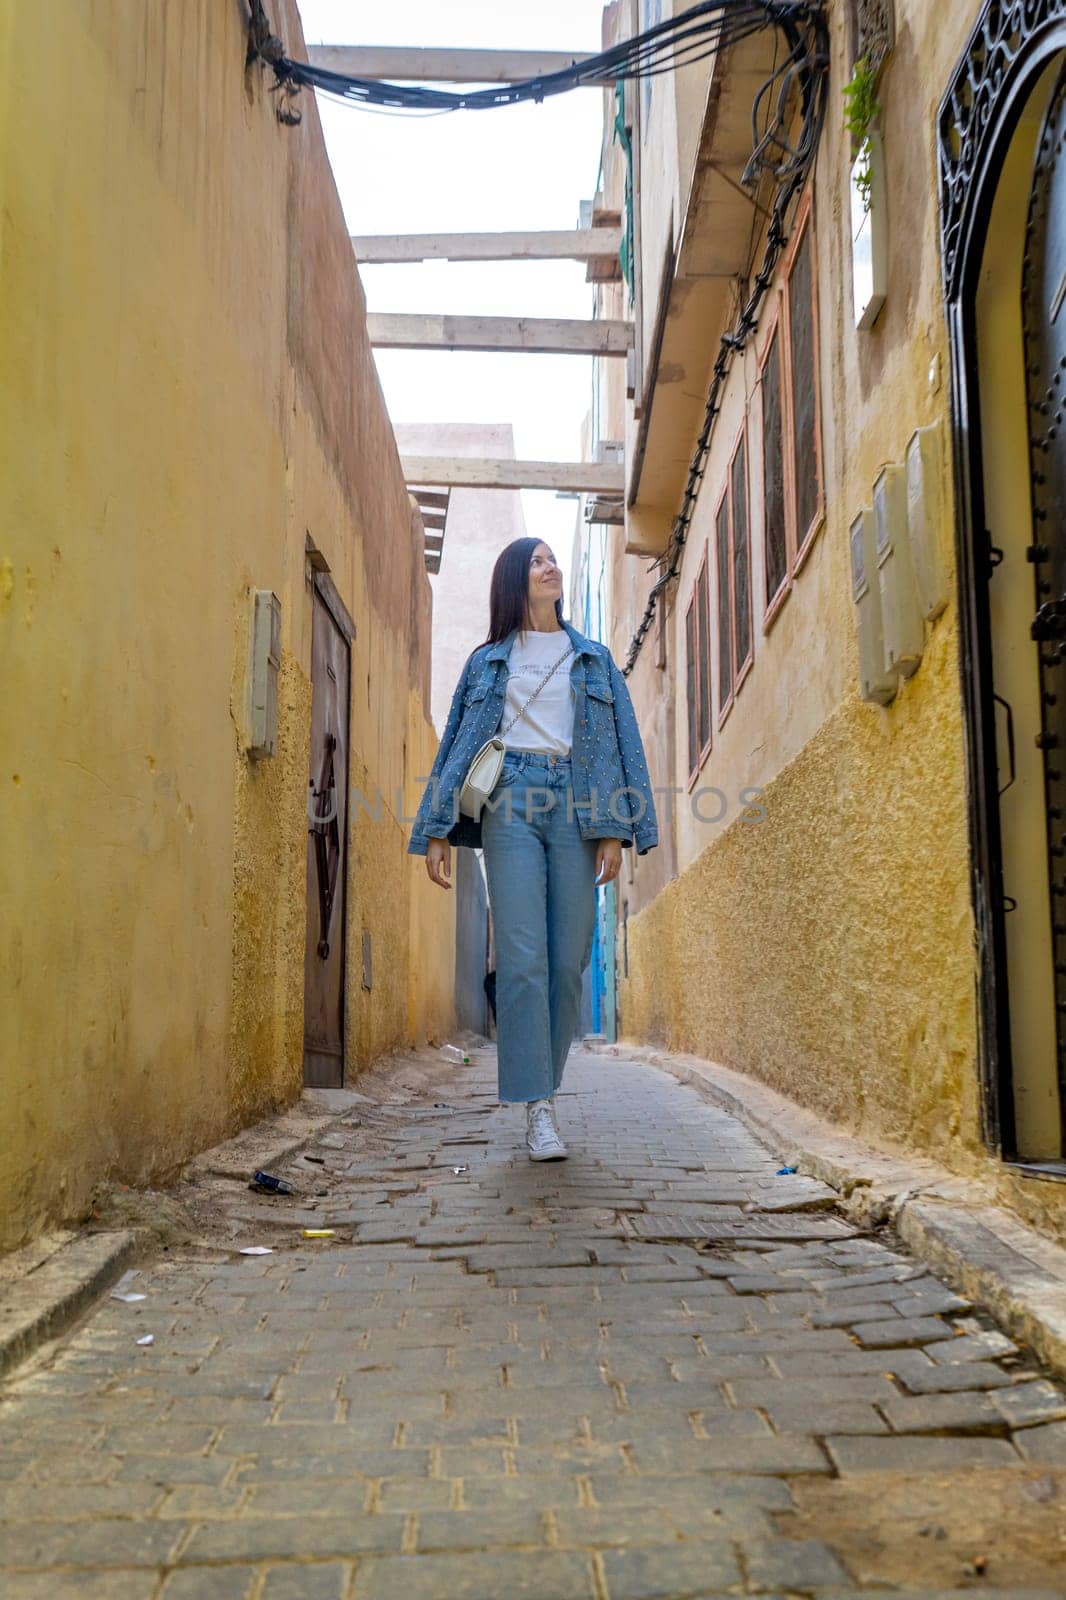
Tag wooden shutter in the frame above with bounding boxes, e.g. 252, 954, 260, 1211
685, 596, 698, 776
761, 328, 788, 608
715, 496, 733, 713
732, 433, 751, 675
696, 558, 712, 754
787, 221, 821, 551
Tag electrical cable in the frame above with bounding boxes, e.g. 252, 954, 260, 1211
621, 4, 829, 675
252, 3, 824, 117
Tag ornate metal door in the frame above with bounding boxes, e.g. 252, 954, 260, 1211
1024, 59, 1066, 1148
303, 588, 350, 1087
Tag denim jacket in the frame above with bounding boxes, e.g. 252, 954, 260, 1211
407, 619, 659, 857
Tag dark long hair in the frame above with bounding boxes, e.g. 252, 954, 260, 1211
477, 537, 564, 647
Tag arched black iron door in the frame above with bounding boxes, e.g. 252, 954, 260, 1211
1024, 61, 1066, 1147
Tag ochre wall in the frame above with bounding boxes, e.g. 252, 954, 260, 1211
621, 615, 978, 1148
614, 0, 1065, 1230
0, 1, 454, 1250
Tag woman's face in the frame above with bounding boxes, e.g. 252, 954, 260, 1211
527, 543, 563, 607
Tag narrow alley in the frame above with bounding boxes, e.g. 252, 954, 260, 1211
6, 0, 1066, 1594
2, 1049, 1065, 1598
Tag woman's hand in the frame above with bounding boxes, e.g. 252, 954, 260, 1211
426, 838, 453, 890
594, 838, 623, 887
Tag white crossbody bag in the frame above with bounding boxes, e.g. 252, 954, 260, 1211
458, 642, 575, 819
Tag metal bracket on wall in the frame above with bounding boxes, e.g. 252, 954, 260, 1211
309, 732, 340, 959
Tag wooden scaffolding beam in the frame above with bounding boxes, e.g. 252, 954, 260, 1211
306, 45, 596, 83
352, 229, 623, 265
402, 457, 625, 494
368, 314, 632, 357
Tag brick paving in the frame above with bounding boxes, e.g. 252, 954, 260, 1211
1, 1046, 1065, 1598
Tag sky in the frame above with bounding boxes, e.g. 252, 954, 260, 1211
294, 1, 610, 590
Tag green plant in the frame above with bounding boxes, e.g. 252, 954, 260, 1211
843, 53, 880, 213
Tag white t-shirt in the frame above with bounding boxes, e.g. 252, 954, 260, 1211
500, 629, 575, 755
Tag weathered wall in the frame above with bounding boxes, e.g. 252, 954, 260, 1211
0, 0, 453, 1249
454, 850, 490, 1039
392, 423, 526, 737
621, 615, 977, 1144
611, 0, 1066, 1225
619, 0, 976, 1106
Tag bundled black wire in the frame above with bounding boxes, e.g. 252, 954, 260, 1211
266, 2, 823, 118
622, 3, 828, 674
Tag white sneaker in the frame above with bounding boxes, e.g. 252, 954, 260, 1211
526, 1098, 568, 1161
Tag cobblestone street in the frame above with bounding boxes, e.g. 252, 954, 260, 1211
2, 1046, 1065, 1599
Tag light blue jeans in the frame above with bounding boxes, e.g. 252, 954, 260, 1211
480, 750, 599, 1102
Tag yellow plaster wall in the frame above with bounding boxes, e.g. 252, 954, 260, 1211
621, 611, 978, 1148
405, 696, 460, 1049
0, 1, 453, 1250
609, 0, 1066, 1209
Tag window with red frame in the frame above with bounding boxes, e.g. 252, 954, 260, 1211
759, 198, 824, 621
685, 550, 712, 780
715, 426, 752, 724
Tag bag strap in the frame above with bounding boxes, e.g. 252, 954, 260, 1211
499, 642, 575, 738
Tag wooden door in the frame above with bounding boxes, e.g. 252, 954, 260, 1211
303, 587, 350, 1087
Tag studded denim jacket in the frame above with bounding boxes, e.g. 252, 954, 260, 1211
407, 619, 659, 857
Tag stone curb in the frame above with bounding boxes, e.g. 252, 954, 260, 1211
896, 1199, 1066, 1378
183, 1085, 376, 1184
0, 1229, 138, 1380
0, 1085, 380, 1382
591, 1041, 1066, 1381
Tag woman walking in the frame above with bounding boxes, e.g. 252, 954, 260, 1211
408, 537, 659, 1160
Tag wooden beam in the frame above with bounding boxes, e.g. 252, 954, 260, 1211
368, 314, 632, 357
409, 490, 450, 509
352, 229, 622, 265
401, 457, 625, 494
306, 45, 595, 83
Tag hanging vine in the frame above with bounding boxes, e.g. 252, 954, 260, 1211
843, 52, 880, 212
